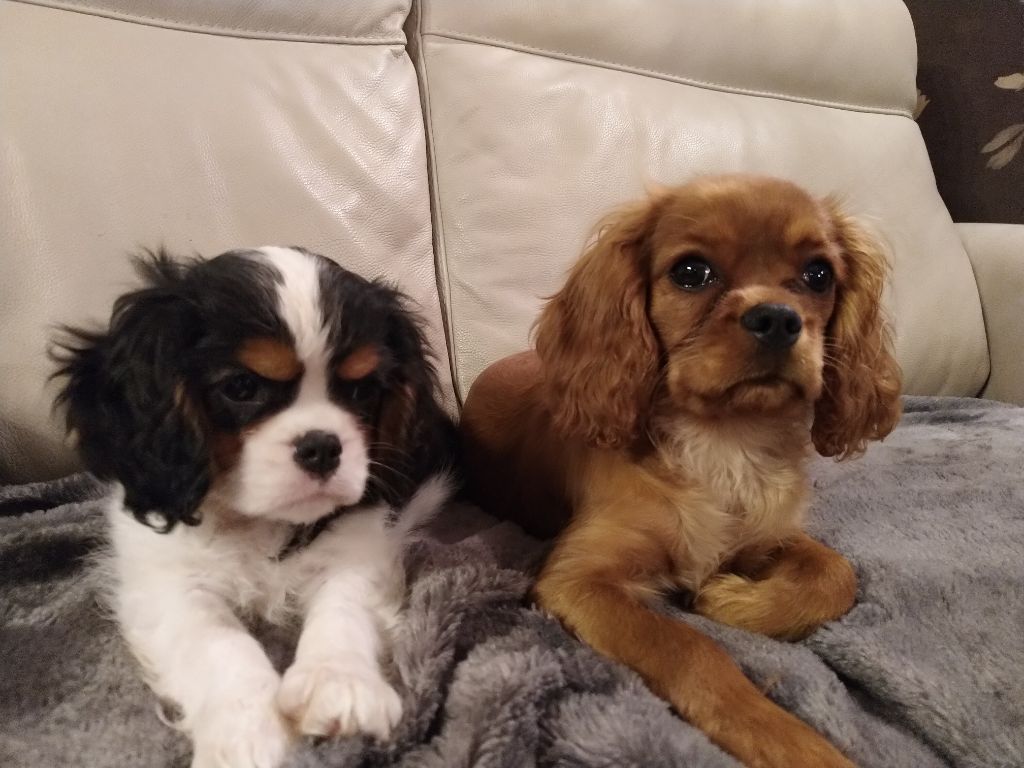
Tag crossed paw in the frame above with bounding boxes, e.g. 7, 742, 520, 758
190, 675, 292, 768
277, 660, 403, 740
189, 663, 401, 768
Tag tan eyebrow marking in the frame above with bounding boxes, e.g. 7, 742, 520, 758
236, 337, 301, 382
792, 236, 829, 251
784, 219, 828, 251
336, 345, 380, 381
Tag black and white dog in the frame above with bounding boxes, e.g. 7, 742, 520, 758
53, 246, 455, 768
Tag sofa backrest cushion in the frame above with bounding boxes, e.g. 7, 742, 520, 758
413, 0, 990, 404
0, 0, 449, 481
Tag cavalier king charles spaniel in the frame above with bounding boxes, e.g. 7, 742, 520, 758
53, 246, 455, 768
462, 175, 901, 768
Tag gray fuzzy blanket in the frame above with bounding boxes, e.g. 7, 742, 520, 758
1, 397, 1022, 768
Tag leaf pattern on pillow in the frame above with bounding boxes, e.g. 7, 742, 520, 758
994, 73, 1024, 91
982, 73, 1024, 170
914, 89, 930, 120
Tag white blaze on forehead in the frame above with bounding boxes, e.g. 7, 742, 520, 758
258, 246, 329, 362
220, 248, 368, 523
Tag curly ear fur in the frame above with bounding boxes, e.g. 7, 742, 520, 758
51, 253, 210, 530
812, 202, 902, 459
370, 283, 457, 504
534, 198, 661, 448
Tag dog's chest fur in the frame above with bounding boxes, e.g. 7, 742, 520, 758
659, 419, 809, 588
105, 497, 404, 629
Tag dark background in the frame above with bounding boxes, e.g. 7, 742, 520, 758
904, 0, 1024, 223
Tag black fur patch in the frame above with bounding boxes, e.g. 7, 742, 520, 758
51, 249, 289, 530
52, 247, 457, 531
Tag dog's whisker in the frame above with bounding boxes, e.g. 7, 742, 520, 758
367, 460, 415, 486
366, 442, 412, 459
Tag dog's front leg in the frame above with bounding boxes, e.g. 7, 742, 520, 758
277, 513, 404, 741
116, 582, 292, 768
536, 510, 855, 768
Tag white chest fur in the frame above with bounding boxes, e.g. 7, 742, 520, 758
659, 418, 809, 587
104, 495, 405, 630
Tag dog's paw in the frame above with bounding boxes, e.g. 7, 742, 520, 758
190, 678, 293, 768
695, 572, 832, 641
694, 573, 770, 629
278, 659, 402, 740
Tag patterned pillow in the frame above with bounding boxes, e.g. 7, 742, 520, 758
904, 0, 1023, 224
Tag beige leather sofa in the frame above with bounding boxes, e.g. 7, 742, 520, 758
2, 0, 1023, 484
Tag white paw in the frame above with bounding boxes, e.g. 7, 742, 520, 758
277, 660, 402, 740
190, 678, 293, 768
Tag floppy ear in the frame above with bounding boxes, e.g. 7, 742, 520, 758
812, 202, 902, 459
371, 284, 457, 505
52, 254, 210, 530
534, 197, 661, 449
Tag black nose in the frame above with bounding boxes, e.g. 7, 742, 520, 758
293, 430, 342, 478
740, 303, 802, 350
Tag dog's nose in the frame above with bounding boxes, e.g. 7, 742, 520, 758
740, 303, 802, 350
293, 430, 342, 478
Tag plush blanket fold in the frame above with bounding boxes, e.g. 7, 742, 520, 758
1, 397, 1022, 768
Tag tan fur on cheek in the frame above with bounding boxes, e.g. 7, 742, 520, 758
209, 411, 282, 474
173, 382, 204, 433
656, 283, 829, 415
174, 382, 226, 474
210, 432, 243, 472
336, 345, 380, 381
375, 383, 413, 448
237, 338, 301, 382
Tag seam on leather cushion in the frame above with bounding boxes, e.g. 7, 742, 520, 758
426, 29, 914, 119
415, 4, 463, 403
12, 0, 408, 44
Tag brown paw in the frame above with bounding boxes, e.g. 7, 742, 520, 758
694, 573, 772, 629
695, 573, 823, 640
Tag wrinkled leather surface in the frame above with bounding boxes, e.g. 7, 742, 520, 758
414, 0, 989, 402
2, 0, 1001, 482
14, 0, 410, 42
0, 0, 450, 481
957, 223, 1024, 405
419, 0, 918, 116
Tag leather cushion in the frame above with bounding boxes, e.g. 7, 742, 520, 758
0, 0, 451, 481
414, 0, 989, 402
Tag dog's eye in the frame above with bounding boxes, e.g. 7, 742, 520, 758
336, 377, 377, 403
331, 375, 381, 417
221, 373, 260, 403
802, 260, 834, 293
670, 255, 717, 291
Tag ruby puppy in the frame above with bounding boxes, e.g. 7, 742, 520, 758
462, 175, 901, 768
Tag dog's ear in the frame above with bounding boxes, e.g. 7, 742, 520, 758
371, 284, 457, 504
812, 202, 902, 459
534, 197, 662, 449
52, 253, 210, 530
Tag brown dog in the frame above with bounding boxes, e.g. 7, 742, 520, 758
461, 175, 901, 767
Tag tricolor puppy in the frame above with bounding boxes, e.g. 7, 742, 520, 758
463, 176, 901, 768
53, 246, 455, 768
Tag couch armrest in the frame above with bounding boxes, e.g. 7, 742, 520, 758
957, 223, 1024, 405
